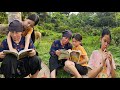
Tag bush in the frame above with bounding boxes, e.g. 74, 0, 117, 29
111, 27, 120, 46
56, 25, 71, 33
34, 25, 44, 31
44, 23, 55, 30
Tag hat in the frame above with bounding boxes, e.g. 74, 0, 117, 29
8, 20, 23, 32
62, 30, 72, 39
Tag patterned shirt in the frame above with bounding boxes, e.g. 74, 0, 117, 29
88, 50, 116, 78
49, 40, 72, 57
0, 37, 35, 52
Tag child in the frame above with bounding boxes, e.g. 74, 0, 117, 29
64, 33, 89, 78
7, 14, 39, 53
88, 28, 116, 78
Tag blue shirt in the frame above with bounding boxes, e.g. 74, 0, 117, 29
49, 40, 72, 56
0, 37, 35, 52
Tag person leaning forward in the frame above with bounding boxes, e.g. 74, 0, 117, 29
0, 20, 41, 78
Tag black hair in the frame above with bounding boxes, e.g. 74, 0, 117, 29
27, 14, 39, 26
72, 33, 83, 46
101, 28, 111, 41
100, 28, 111, 48
31, 28, 35, 43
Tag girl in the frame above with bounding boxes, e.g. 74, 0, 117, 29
88, 28, 116, 78
64, 33, 88, 78
7, 14, 39, 53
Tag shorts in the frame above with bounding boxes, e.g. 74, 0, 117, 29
74, 62, 88, 75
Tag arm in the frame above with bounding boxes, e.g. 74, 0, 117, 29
24, 28, 33, 50
28, 39, 36, 57
111, 63, 116, 78
88, 64, 103, 78
88, 50, 108, 78
79, 55, 88, 65
49, 41, 58, 56
24, 34, 31, 50
7, 32, 18, 53
7, 32, 12, 50
78, 46, 88, 64
107, 52, 116, 78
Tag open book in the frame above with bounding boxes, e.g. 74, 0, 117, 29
58, 49, 81, 63
3, 49, 33, 60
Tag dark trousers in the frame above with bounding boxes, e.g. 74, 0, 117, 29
1, 54, 41, 78
49, 56, 66, 73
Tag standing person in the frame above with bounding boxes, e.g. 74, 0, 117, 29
88, 28, 116, 78
64, 33, 88, 78
49, 30, 72, 78
0, 20, 41, 78
7, 14, 39, 53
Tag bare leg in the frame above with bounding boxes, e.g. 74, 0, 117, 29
50, 69, 56, 78
87, 65, 103, 78
65, 60, 82, 78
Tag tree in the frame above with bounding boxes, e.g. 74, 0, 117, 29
7, 12, 22, 24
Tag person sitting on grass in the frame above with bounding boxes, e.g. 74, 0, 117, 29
49, 30, 72, 78
0, 20, 41, 78
64, 33, 89, 78
87, 28, 116, 78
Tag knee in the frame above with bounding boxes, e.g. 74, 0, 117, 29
65, 60, 74, 67
29, 56, 41, 63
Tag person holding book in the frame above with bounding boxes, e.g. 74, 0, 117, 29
0, 20, 41, 78
87, 28, 116, 78
64, 33, 89, 78
7, 13, 39, 53
49, 30, 72, 78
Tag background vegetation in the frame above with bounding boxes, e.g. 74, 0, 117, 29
0, 12, 120, 78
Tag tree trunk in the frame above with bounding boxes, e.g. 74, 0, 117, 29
0, 12, 22, 35
7, 12, 22, 24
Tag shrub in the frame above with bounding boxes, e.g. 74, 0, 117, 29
111, 27, 120, 46
44, 23, 55, 30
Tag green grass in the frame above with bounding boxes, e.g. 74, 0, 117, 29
34, 31, 120, 78
0, 31, 120, 78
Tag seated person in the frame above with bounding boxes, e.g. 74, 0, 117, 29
64, 33, 88, 78
49, 30, 72, 78
88, 28, 116, 78
0, 20, 41, 78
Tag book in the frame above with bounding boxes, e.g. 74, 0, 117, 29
58, 49, 81, 63
3, 49, 33, 60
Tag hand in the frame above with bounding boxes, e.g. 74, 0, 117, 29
55, 50, 61, 56
107, 51, 112, 65
0, 52, 6, 59
10, 48, 18, 53
100, 51, 107, 66
28, 49, 36, 57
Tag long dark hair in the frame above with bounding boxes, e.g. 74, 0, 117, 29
101, 28, 111, 41
27, 14, 39, 26
27, 14, 39, 43
31, 28, 35, 43
72, 33, 83, 46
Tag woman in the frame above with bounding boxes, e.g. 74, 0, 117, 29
49, 30, 72, 78
88, 28, 116, 78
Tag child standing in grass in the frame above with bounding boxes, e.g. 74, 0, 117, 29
64, 33, 89, 78
7, 14, 39, 53
88, 28, 116, 78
